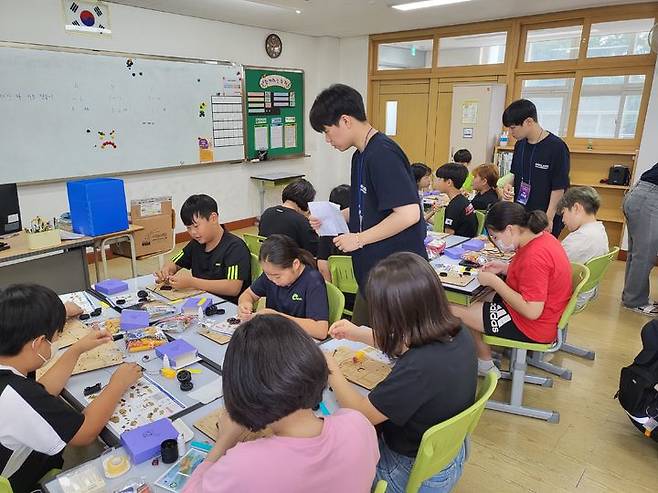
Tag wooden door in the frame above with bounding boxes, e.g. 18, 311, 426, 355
371, 80, 431, 164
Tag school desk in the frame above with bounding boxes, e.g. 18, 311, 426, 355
0, 231, 93, 294
90, 224, 144, 281
250, 171, 306, 214
432, 234, 490, 306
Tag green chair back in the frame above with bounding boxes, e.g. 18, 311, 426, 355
579, 246, 619, 296
328, 255, 357, 317
432, 207, 445, 233
0, 476, 12, 493
475, 210, 486, 236
250, 253, 262, 282
326, 281, 345, 326
374, 479, 388, 493
243, 233, 266, 256
405, 372, 498, 493
557, 263, 590, 330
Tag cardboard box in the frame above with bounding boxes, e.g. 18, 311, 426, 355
111, 196, 174, 258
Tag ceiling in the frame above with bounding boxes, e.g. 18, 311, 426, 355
108, 0, 656, 38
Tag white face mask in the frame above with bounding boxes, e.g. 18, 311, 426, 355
493, 229, 516, 253
32, 338, 62, 365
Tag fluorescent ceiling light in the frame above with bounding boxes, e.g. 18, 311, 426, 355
392, 0, 472, 11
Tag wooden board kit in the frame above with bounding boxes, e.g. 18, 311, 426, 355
197, 319, 241, 345
147, 283, 203, 301
433, 264, 477, 287
194, 407, 273, 442
476, 235, 514, 261
332, 346, 392, 390
55, 319, 92, 348
85, 375, 186, 436
37, 335, 124, 379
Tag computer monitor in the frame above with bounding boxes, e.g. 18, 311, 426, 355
0, 183, 21, 234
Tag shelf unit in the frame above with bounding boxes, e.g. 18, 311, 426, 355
491, 146, 637, 246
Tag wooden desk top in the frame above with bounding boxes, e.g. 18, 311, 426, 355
250, 172, 305, 182
0, 231, 94, 263
89, 224, 144, 242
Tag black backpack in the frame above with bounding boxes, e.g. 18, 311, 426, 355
615, 320, 658, 441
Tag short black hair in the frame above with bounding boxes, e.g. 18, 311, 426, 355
309, 84, 367, 133
281, 179, 316, 212
557, 186, 601, 215
222, 314, 328, 431
180, 194, 218, 226
329, 184, 350, 210
411, 163, 432, 184
435, 162, 469, 189
0, 284, 66, 356
502, 99, 538, 127
453, 149, 472, 164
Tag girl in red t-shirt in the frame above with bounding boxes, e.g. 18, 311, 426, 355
451, 201, 572, 377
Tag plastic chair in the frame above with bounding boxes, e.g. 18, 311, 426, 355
405, 372, 498, 493
326, 281, 345, 326
561, 246, 620, 359
432, 207, 445, 233
374, 480, 388, 493
328, 255, 358, 317
243, 233, 266, 256
0, 476, 12, 493
484, 263, 589, 422
250, 252, 262, 283
475, 210, 486, 236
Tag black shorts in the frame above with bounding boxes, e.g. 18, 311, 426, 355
482, 295, 535, 342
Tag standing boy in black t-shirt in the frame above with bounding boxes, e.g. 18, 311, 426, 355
0, 285, 142, 493
309, 84, 426, 326
155, 194, 251, 304
435, 163, 478, 237
258, 178, 319, 256
499, 99, 570, 237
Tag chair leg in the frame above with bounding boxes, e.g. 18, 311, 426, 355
561, 342, 595, 360
486, 348, 560, 423
527, 351, 573, 381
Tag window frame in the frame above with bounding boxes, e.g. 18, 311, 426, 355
518, 19, 586, 71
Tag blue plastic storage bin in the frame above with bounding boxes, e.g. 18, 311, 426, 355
66, 178, 128, 236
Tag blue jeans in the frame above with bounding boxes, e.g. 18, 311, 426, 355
373, 438, 467, 493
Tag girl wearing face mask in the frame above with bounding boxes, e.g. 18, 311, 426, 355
450, 201, 572, 377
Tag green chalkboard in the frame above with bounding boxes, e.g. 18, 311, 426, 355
244, 67, 304, 160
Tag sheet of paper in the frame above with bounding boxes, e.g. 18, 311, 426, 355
59, 230, 86, 240
308, 201, 349, 237
270, 122, 283, 149
188, 378, 223, 404
254, 125, 268, 150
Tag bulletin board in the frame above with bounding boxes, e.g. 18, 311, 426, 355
244, 67, 304, 160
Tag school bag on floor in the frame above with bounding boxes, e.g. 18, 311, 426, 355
615, 319, 658, 441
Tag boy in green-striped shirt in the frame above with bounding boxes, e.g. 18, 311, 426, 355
155, 194, 251, 304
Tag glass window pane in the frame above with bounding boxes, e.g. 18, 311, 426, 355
521, 78, 575, 137
385, 101, 398, 136
378, 39, 433, 70
587, 18, 654, 58
438, 32, 507, 67
524, 26, 582, 62
575, 75, 646, 139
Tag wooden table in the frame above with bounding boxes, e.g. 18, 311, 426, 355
250, 171, 305, 213
0, 231, 94, 294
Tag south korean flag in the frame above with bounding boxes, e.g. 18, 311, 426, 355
63, 1, 111, 34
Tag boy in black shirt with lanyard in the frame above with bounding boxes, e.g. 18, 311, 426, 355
499, 99, 570, 237
309, 84, 426, 326
155, 194, 251, 304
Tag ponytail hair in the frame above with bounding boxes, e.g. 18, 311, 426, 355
259, 234, 316, 269
485, 201, 548, 234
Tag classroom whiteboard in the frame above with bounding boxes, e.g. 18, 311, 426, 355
0, 44, 246, 183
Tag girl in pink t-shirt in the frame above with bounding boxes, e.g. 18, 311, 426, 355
183, 315, 379, 493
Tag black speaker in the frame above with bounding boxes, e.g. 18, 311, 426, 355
608, 165, 630, 186
0, 183, 21, 234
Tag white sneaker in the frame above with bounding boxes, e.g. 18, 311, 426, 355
478, 359, 501, 379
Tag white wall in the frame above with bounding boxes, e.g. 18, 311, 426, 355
0, 0, 368, 232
